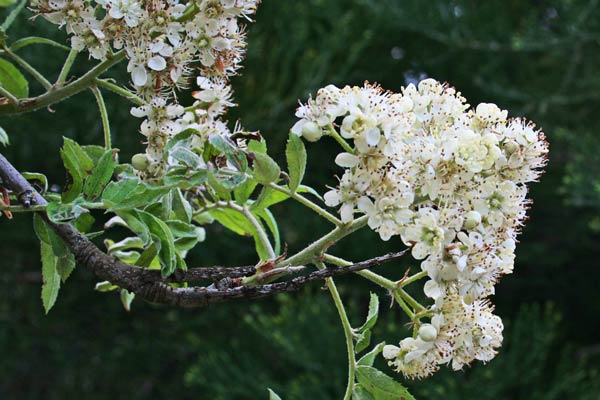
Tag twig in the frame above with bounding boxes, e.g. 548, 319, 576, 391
0, 152, 407, 307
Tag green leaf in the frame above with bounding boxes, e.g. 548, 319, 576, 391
22, 172, 48, 193
0, 57, 28, 98
95, 281, 119, 292
73, 213, 95, 233
135, 241, 161, 268
40, 242, 61, 314
357, 342, 386, 367
33, 214, 76, 283
267, 388, 283, 400
250, 187, 288, 211
9, 36, 71, 51
210, 208, 254, 236
138, 211, 177, 277
256, 208, 281, 255
357, 293, 380, 333
163, 167, 207, 189
46, 200, 90, 224
172, 188, 192, 223
106, 237, 145, 254
120, 289, 135, 312
0, 0, 17, 8
0, 126, 9, 147
355, 366, 416, 400
60, 137, 94, 203
352, 385, 376, 400
234, 179, 258, 205
171, 147, 202, 168
250, 185, 321, 211
207, 168, 246, 199
102, 178, 170, 210
82, 145, 107, 164
83, 149, 117, 200
285, 132, 307, 192
166, 220, 199, 238
252, 152, 281, 184
248, 139, 267, 154
355, 330, 372, 354
209, 208, 270, 259
114, 210, 152, 246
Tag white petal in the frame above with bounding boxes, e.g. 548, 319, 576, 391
131, 65, 147, 86
334, 152, 360, 168
148, 56, 167, 71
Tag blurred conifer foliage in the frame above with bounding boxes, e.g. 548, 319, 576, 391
1, 0, 599, 398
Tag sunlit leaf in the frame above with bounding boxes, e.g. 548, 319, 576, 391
355, 366, 415, 400
0, 57, 28, 98
285, 132, 307, 192
83, 149, 117, 200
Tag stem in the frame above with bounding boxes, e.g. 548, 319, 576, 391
393, 291, 415, 320
397, 288, 426, 312
90, 86, 111, 150
280, 215, 369, 267
56, 49, 78, 85
0, 204, 46, 212
400, 270, 428, 287
241, 204, 276, 259
316, 261, 355, 400
323, 254, 397, 290
0, 50, 126, 115
94, 78, 144, 106
267, 182, 342, 226
323, 254, 428, 319
1, 0, 28, 31
0, 86, 19, 107
327, 125, 355, 154
222, 201, 276, 260
2, 46, 52, 90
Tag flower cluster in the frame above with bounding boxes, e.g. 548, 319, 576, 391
32, 0, 260, 175
293, 79, 548, 377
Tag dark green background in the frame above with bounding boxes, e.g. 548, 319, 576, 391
1, 1, 599, 399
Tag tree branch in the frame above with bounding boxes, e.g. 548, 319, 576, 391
0, 51, 126, 116
0, 152, 406, 307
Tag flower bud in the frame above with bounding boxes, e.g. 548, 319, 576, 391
464, 211, 482, 229
382, 344, 401, 359
418, 324, 438, 342
504, 140, 519, 154
301, 121, 323, 142
131, 153, 150, 171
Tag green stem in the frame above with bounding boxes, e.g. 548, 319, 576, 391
316, 261, 355, 400
0, 50, 126, 116
327, 125, 355, 154
0, 85, 19, 107
94, 78, 144, 106
2, 46, 52, 90
90, 86, 111, 150
240, 204, 276, 260
1, 0, 28, 32
400, 270, 428, 287
221, 201, 275, 260
0, 204, 46, 212
397, 288, 426, 312
56, 49, 78, 85
393, 291, 416, 320
267, 182, 342, 226
323, 254, 428, 319
280, 215, 369, 267
322, 254, 397, 290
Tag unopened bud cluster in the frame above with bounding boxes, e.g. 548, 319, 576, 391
293, 79, 548, 378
